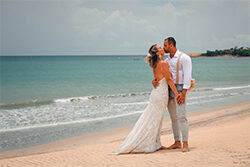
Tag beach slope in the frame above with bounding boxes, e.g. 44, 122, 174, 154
0, 102, 250, 167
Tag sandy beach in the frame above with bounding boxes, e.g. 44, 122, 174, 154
0, 102, 249, 167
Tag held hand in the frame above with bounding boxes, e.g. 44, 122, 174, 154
176, 94, 182, 105
152, 79, 159, 89
177, 92, 186, 105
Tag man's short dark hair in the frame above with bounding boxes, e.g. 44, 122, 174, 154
165, 37, 176, 47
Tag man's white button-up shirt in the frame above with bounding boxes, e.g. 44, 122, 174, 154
166, 50, 192, 89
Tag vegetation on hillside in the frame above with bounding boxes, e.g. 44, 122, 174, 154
201, 47, 250, 57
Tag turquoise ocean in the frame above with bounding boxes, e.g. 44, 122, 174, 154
0, 55, 250, 151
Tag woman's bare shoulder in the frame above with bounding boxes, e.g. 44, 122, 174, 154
158, 60, 169, 74
159, 60, 169, 67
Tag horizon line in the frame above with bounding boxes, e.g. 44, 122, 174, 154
0, 54, 148, 57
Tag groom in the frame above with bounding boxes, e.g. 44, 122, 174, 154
153, 37, 192, 152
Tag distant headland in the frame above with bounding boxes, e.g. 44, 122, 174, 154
188, 47, 250, 57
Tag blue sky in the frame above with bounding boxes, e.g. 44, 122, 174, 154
1, 0, 249, 55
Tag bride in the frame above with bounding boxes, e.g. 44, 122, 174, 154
112, 44, 180, 154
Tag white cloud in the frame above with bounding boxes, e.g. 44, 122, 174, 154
1, 0, 249, 55
71, 6, 160, 53
121, 41, 135, 47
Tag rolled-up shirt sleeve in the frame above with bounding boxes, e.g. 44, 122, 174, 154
182, 55, 192, 89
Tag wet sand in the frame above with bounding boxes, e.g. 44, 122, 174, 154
0, 102, 249, 167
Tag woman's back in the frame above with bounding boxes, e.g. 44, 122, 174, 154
153, 61, 165, 81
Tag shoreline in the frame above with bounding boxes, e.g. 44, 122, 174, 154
0, 101, 249, 162
188, 53, 250, 58
200, 55, 249, 58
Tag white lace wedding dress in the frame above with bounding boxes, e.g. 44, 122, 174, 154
113, 78, 169, 154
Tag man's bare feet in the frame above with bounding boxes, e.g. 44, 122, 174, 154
182, 142, 190, 152
166, 141, 181, 150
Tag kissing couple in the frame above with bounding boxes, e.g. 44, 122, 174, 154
112, 37, 193, 154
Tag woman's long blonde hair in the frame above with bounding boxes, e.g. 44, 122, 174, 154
145, 44, 160, 68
